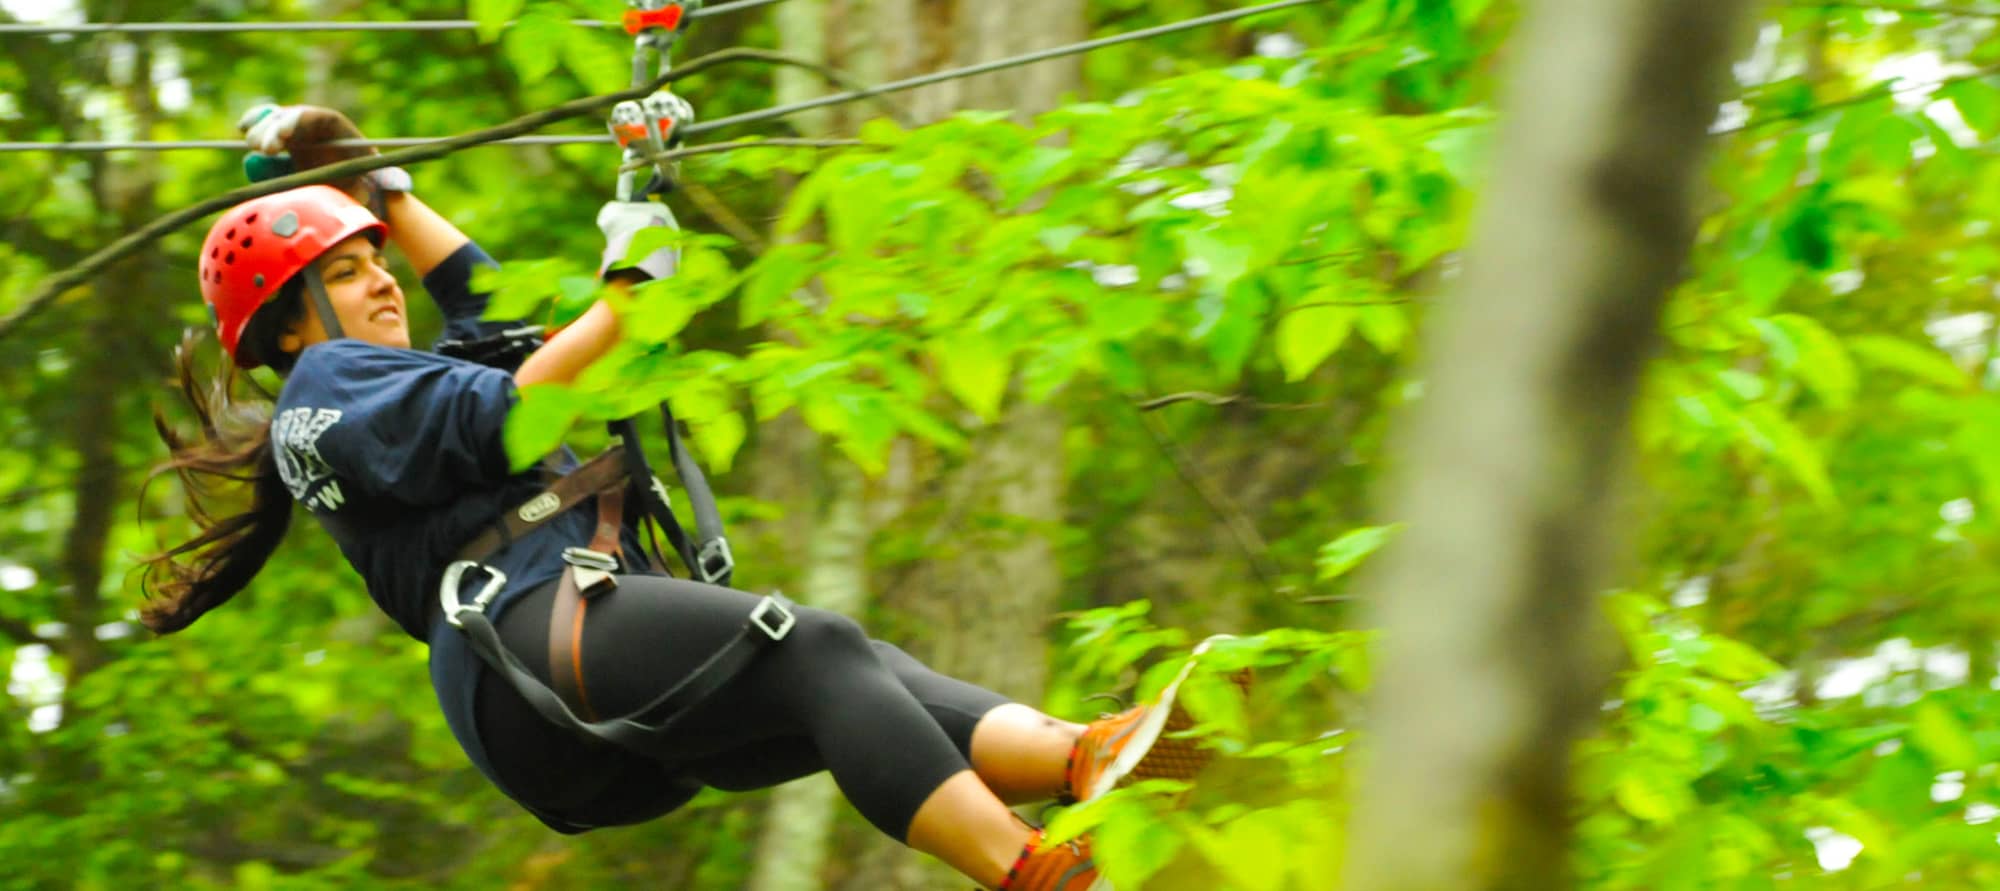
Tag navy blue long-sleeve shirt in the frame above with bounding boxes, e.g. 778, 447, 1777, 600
269, 243, 607, 824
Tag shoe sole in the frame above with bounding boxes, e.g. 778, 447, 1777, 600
1082, 634, 1238, 802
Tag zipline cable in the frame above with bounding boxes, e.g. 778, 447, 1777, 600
0, 0, 785, 36
0, 0, 1323, 154
687, 0, 1324, 135
0, 0, 1325, 336
0, 136, 618, 152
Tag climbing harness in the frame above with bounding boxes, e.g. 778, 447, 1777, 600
435, 0, 790, 753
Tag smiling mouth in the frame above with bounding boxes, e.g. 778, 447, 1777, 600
369, 307, 402, 324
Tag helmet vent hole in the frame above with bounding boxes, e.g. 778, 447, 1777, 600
209, 247, 219, 259
240, 237, 253, 249
224, 228, 236, 240
245, 213, 259, 224
225, 250, 235, 264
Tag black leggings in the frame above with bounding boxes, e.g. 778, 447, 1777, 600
474, 574, 1012, 839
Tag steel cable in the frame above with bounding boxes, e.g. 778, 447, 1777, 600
0, 0, 1327, 336
0, 0, 1323, 154
0, 0, 786, 36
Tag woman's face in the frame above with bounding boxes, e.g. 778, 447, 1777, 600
277, 233, 410, 354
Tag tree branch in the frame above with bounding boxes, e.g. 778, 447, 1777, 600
1715, 62, 2000, 137
617, 137, 872, 174
0, 614, 48, 646
0, 45, 834, 340
1783, 1, 2000, 16
1128, 403, 1289, 597
680, 179, 769, 253
1136, 391, 1331, 412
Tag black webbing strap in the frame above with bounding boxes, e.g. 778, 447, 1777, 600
660, 403, 732, 585
611, 404, 733, 585
301, 262, 345, 340
448, 583, 796, 751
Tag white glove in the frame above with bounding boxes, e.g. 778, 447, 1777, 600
598, 200, 680, 282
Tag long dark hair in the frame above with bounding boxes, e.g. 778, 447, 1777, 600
139, 282, 305, 634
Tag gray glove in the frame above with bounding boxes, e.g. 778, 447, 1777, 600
238, 104, 410, 210
598, 200, 680, 282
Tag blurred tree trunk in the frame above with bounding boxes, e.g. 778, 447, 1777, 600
64, 33, 162, 691
1340, 2, 1750, 890
836, 3, 1083, 889
744, 4, 878, 887
876, 0, 1083, 713
747, 462, 870, 891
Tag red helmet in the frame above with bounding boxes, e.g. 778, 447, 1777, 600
198, 185, 386, 367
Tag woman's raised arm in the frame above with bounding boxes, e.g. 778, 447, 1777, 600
513, 200, 678, 387
379, 192, 470, 279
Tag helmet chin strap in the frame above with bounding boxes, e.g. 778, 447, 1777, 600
301, 259, 346, 342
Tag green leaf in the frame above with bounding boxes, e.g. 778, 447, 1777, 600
1771, 313, 1857, 409
1084, 293, 1165, 341
1276, 304, 1352, 381
1318, 524, 1404, 581
1355, 303, 1411, 354
1736, 403, 1838, 509
1911, 701, 1981, 770
503, 384, 583, 472
1177, 227, 1255, 291
500, 7, 570, 81
932, 334, 1010, 421
473, 259, 571, 322
1098, 342, 1147, 392
551, 275, 602, 326
1092, 804, 1183, 890
622, 277, 701, 343
1944, 79, 2000, 137
1736, 250, 1797, 310
1699, 637, 1783, 683
470, 0, 527, 42
1186, 808, 1293, 891
1848, 335, 1969, 391
739, 243, 822, 327
558, 23, 631, 94
1613, 760, 1693, 824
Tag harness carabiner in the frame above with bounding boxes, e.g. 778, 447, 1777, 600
439, 560, 508, 629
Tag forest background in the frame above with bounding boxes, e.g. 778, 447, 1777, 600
2, 0, 1999, 889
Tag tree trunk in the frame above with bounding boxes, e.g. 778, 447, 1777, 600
1340, 2, 1751, 890
748, 462, 870, 891
745, 5, 879, 886
872, 0, 1082, 708
838, 3, 1082, 888
63, 32, 163, 691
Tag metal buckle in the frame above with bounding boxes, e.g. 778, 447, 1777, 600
439, 560, 508, 629
562, 547, 620, 573
695, 537, 734, 584
748, 595, 795, 641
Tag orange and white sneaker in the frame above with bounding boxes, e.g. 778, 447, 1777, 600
1064, 635, 1244, 804
999, 828, 1108, 891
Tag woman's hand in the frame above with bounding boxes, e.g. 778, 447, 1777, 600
515, 200, 680, 387
237, 105, 412, 207
598, 200, 681, 282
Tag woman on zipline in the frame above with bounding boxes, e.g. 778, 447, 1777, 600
142, 106, 1225, 891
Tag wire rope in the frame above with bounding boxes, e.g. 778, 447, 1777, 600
0, 0, 1327, 336
0, 0, 1324, 154
0, 0, 785, 36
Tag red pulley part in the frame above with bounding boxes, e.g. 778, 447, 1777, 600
623, 5, 685, 35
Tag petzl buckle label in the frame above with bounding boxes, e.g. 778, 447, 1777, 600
518, 493, 562, 523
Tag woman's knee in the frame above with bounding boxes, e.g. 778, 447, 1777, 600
781, 606, 876, 661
